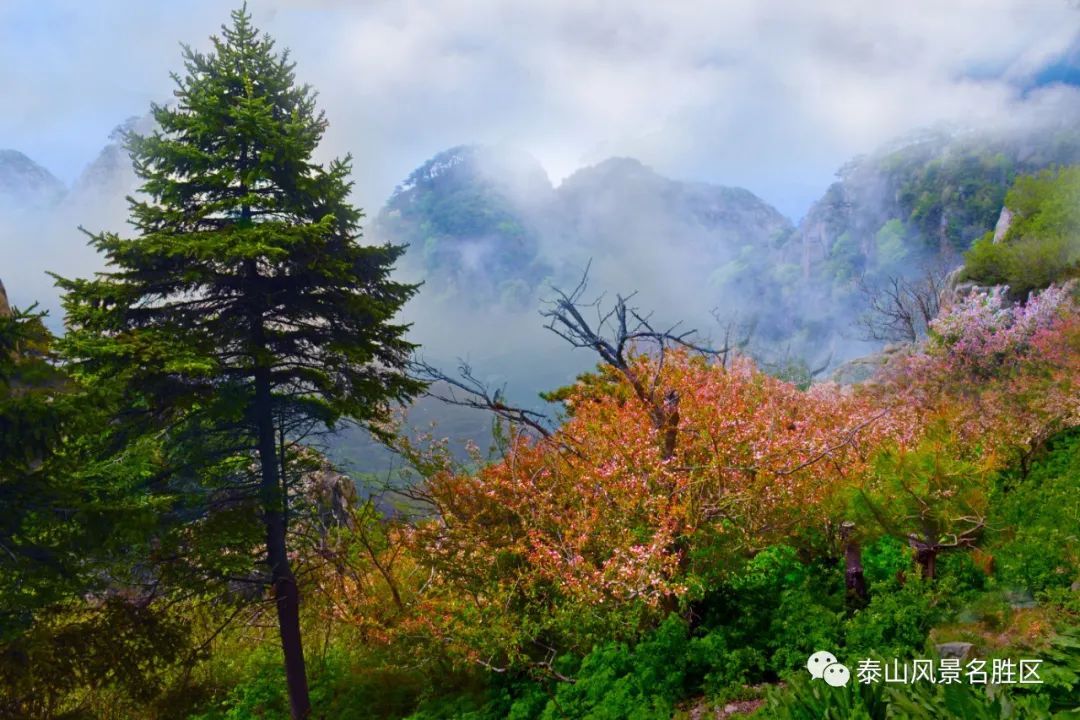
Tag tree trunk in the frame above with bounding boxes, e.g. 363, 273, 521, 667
914, 546, 937, 580
255, 368, 311, 719
908, 534, 939, 580
840, 522, 867, 603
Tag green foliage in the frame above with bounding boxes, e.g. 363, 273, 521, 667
0, 304, 165, 642
194, 642, 434, 720
874, 219, 910, 269
899, 149, 1014, 253
990, 430, 1080, 593
962, 166, 1080, 297
826, 231, 863, 282
47, 7, 425, 714
861, 537, 911, 589
1036, 624, 1080, 712
691, 546, 845, 679
537, 616, 692, 720
378, 145, 550, 303
0, 307, 72, 629
844, 578, 937, 658
885, 681, 1054, 719
852, 428, 990, 583
759, 669, 888, 719
0, 599, 197, 719
761, 669, 1062, 720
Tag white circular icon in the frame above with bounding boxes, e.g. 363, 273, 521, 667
806, 650, 838, 679
823, 662, 851, 687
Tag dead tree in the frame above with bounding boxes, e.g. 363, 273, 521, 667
857, 264, 949, 344
408, 358, 555, 440
407, 263, 735, 461
539, 263, 732, 460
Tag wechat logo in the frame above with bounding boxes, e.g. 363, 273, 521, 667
807, 650, 851, 687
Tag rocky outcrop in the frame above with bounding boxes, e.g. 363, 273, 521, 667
0, 279, 9, 318
992, 206, 1015, 244
67, 115, 153, 212
829, 342, 910, 385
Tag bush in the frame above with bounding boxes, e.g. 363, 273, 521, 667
961, 165, 1080, 297
885, 680, 1054, 719
539, 615, 691, 720
844, 578, 937, 658
759, 662, 1061, 719
991, 430, 1080, 594
193, 643, 428, 720
692, 546, 845, 680
861, 537, 911, 589
758, 668, 888, 719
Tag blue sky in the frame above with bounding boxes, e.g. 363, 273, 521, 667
3, 0, 1080, 221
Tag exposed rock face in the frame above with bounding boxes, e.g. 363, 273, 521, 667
301, 464, 359, 532
0, 278, 9, 318
992, 206, 1014, 244
786, 123, 1080, 286
936, 642, 975, 660
829, 342, 909, 385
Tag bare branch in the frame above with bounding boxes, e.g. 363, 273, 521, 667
856, 263, 950, 344
408, 358, 554, 439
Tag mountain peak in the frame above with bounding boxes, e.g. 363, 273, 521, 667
389, 144, 551, 205
0, 150, 65, 207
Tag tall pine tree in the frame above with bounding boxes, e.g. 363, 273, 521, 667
56, 7, 422, 717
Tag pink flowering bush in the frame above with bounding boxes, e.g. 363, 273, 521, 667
929, 281, 1076, 376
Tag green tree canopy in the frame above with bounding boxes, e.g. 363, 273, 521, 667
55, 7, 423, 717
962, 165, 1080, 297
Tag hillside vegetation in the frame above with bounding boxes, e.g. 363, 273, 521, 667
2, 9, 1080, 720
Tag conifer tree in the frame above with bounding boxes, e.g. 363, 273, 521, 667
56, 8, 422, 716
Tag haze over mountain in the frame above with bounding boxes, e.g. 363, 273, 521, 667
5, 112, 1080, 470
370, 118, 1080, 385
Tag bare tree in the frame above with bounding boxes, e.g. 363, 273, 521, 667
540, 263, 735, 459
408, 358, 555, 440
406, 263, 736, 461
856, 264, 949, 344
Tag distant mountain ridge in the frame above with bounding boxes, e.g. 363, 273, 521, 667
372, 121, 1080, 370
6, 118, 1080, 369
375, 145, 794, 314
0, 116, 147, 213
0, 150, 66, 210
6, 119, 1080, 472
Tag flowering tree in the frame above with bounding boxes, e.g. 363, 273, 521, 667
857, 282, 1080, 577
361, 351, 888, 671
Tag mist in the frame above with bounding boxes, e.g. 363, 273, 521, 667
4, 0, 1080, 472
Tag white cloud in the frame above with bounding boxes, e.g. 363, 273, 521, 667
2, 0, 1078, 314
5, 0, 1078, 212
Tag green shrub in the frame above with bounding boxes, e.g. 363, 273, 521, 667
758, 669, 888, 719
759, 664, 1061, 719
991, 430, 1080, 594
692, 546, 845, 679
961, 165, 1080, 297
539, 615, 691, 720
885, 681, 1053, 719
844, 578, 937, 658
861, 537, 911, 589
193, 643, 427, 720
